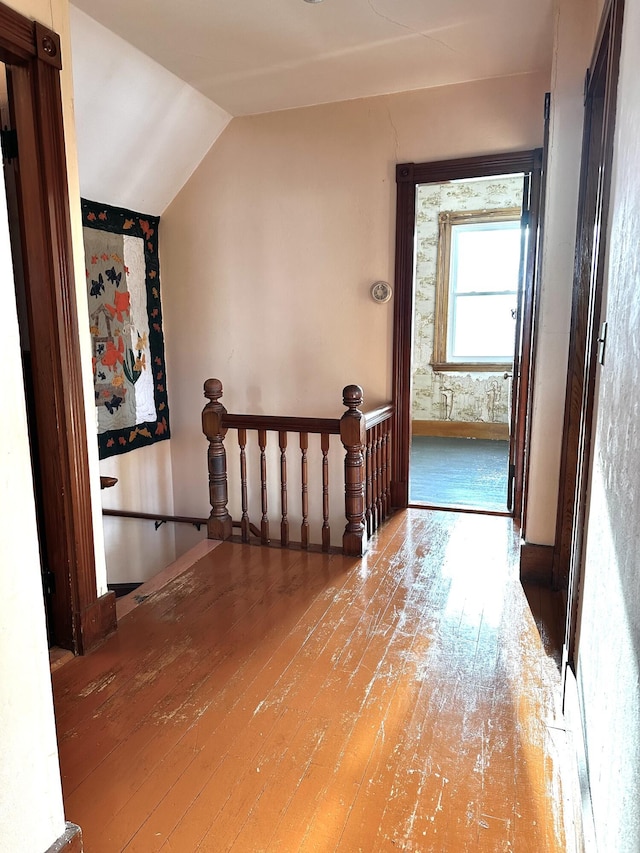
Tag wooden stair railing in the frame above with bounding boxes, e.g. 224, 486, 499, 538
202, 379, 393, 557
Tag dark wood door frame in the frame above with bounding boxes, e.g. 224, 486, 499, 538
507, 170, 532, 515
1, 2, 115, 653
391, 151, 543, 524
554, 0, 623, 657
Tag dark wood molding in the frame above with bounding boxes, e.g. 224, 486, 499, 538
363, 403, 394, 430
0, 3, 36, 64
391, 175, 416, 508
222, 406, 391, 436
396, 152, 539, 185
223, 413, 341, 435
340, 385, 367, 557
553, 0, 624, 598
511, 149, 544, 525
3, 4, 108, 653
45, 822, 83, 853
201, 380, 392, 556
590, 0, 617, 72
520, 542, 553, 586
77, 591, 117, 652
34, 21, 61, 69
395, 163, 414, 183
392, 151, 541, 513
409, 501, 511, 518
412, 420, 509, 441
103, 509, 208, 527
552, 114, 594, 588
37, 58, 100, 647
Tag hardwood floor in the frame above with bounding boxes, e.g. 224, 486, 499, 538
52, 510, 573, 852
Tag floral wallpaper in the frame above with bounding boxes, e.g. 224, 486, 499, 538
412, 176, 524, 424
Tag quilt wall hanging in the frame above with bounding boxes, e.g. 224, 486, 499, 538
82, 199, 170, 459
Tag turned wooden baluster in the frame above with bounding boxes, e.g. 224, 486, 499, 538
300, 432, 309, 549
202, 378, 233, 541
258, 429, 270, 544
321, 432, 330, 552
340, 385, 367, 557
279, 431, 289, 547
375, 425, 383, 528
365, 430, 373, 538
381, 425, 390, 519
371, 424, 379, 533
238, 427, 250, 542
386, 423, 393, 515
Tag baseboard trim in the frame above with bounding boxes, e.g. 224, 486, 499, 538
46, 822, 82, 852
412, 419, 509, 440
78, 591, 117, 653
520, 542, 553, 586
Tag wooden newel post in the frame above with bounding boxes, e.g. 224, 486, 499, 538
340, 384, 367, 557
202, 378, 233, 541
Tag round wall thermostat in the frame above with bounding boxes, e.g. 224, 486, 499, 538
371, 281, 392, 303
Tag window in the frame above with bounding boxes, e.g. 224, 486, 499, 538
432, 208, 522, 371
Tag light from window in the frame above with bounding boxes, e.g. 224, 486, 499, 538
432, 208, 523, 371
448, 221, 521, 362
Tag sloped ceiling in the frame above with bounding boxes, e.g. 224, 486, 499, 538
70, 0, 554, 116
70, 7, 231, 215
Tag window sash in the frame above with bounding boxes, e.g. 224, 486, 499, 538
432, 207, 521, 371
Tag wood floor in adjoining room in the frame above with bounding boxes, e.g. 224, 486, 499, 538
52, 510, 572, 852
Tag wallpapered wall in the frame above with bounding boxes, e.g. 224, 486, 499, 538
412, 176, 524, 424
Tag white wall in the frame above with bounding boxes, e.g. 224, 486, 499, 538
524, 0, 598, 543
576, 0, 640, 848
0, 4, 70, 851
70, 5, 231, 216
100, 441, 181, 584
57, 0, 109, 599
70, 6, 231, 583
160, 72, 548, 556
0, 139, 66, 853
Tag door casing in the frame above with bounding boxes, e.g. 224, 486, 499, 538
0, 2, 116, 653
555, 0, 624, 665
391, 151, 543, 524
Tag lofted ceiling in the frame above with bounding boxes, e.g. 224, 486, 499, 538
70, 0, 555, 117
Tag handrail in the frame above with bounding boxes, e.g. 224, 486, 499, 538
223, 413, 341, 434
102, 509, 262, 539
363, 403, 394, 430
103, 508, 208, 530
202, 379, 394, 557
223, 409, 391, 435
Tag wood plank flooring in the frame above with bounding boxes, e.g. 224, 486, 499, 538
52, 510, 573, 852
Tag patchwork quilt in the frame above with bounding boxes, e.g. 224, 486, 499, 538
82, 199, 170, 459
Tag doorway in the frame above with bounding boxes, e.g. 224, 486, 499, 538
392, 151, 544, 524
0, 4, 116, 653
555, 0, 623, 665
408, 174, 526, 512
0, 61, 54, 643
